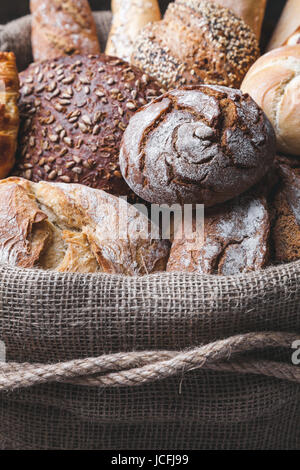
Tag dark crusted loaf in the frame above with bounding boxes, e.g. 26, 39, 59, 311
14, 54, 164, 198
131, 0, 260, 89
271, 160, 300, 263
166, 185, 271, 276
119, 85, 276, 206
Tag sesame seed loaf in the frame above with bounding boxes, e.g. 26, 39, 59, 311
119, 85, 276, 206
105, 0, 161, 62
14, 54, 164, 198
131, 0, 260, 90
0, 177, 170, 275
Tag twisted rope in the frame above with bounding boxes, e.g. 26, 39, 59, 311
0, 332, 299, 391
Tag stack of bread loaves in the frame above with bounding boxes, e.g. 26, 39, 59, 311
0, 0, 299, 276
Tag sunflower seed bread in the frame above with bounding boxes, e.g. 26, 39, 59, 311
13, 54, 165, 199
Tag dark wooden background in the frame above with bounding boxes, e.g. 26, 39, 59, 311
0, 0, 287, 50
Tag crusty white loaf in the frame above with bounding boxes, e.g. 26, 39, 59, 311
0, 178, 169, 275
267, 0, 300, 51
106, 0, 161, 62
241, 46, 300, 156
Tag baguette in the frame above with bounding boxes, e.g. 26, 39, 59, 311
105, 0, 161, 62
30, 0, 100, 62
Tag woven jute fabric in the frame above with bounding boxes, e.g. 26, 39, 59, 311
0, 13, 300, 450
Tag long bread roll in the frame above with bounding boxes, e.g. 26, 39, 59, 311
30, 0, 101, 62
241, 46, 300, 156
267, 0, 300, 51
105, 0, 161, 62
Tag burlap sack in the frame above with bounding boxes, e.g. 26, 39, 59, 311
0, 12, 300, 450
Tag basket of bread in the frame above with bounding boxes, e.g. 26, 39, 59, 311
0, 0, 299, 450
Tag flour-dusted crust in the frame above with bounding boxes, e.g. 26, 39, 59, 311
14, 54, 164, 199
0, 52, 20, 179
167, 183, 272, 275
0, 177, 170, 275
120, 85, 276, 206
30, 0, 101, 62
131, 0, 259, 89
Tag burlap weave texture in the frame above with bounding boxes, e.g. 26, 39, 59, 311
0, 13, 300, 450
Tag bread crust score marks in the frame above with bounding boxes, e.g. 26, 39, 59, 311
30, 0, 101, 61
14, 54, 164, 199
131, 0, 259, 89
167, 186, 271, 275
119, 85, 276, 206
0, 178, 170, 275
271, 161, 300, 263
0, 52, 20, 179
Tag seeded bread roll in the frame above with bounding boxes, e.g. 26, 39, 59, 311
14, 54, 164, 198
106, 0, 161, 62
119, 85, 276, 206
131, 0, 259, 90
166, 182, 273, 275
0, 177, 170, 275
0, 52, 20, 179
241, 46, 300, 156
207, 0, 267, 39
30, 0, 101, 62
